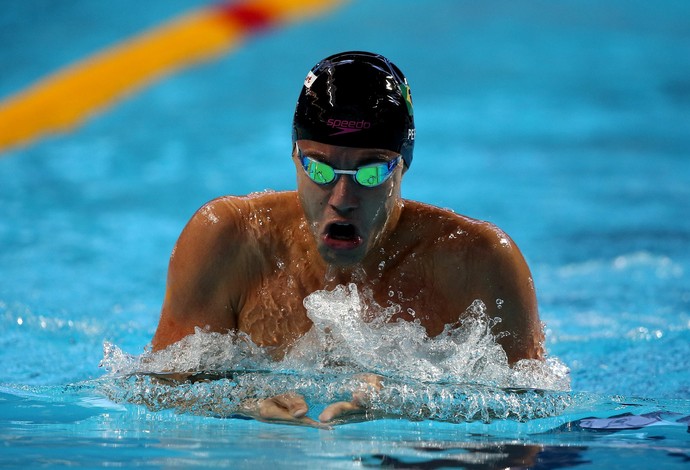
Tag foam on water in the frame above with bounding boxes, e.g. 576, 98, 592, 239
99, 284, 571, 423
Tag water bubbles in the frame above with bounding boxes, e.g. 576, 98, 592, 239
99, 285, 570, 422
324, 266, 337, 283
496, 299, 504, 309
376, 261, 386, 279
626, 326, 664, 341
247, 189, 276, 198
200, 204, 219, 224
351, 266, 367, 283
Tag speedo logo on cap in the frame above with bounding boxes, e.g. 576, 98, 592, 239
327, 118, 372, 136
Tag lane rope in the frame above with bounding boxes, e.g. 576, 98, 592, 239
0, 0, 345, 154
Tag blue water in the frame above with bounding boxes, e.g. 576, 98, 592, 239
2, 0, 690, 467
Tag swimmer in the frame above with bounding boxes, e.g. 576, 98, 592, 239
151, 51, 544, 426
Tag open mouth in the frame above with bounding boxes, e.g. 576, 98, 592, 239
323, 223, 362, 249
329, 223, 357, 240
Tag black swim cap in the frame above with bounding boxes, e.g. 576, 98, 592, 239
292, 51, 415, 168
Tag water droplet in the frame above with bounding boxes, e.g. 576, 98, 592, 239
351, 266, 367, 283
100, 285, 570, 422
496, 299, 504, 309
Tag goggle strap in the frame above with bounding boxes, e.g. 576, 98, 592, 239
298, 147, 399, 188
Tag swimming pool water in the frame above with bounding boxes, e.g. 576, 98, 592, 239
2, 0, 690, 467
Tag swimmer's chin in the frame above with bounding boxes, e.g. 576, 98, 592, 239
317, 245, 366, 267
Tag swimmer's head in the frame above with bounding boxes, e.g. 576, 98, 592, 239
292, 51, 415, 168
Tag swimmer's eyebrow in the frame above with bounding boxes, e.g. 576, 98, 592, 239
358, 154, 397, 165
299, 149, 329, 160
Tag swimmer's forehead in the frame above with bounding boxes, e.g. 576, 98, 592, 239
296, 140, 399, 165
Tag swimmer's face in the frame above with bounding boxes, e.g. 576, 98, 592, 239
294, 140, 404, 267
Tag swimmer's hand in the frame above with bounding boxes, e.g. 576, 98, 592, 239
241, 392, 330, 429
319, 373, 384, 425
241, 374, 384, 427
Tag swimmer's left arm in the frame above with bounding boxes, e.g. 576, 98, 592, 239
439, 224, 544, 364
151, 198, 252, 351
483, 234, 544, 363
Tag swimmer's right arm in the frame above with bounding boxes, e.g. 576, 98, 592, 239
151, 198, 253, 351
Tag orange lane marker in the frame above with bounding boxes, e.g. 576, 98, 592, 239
0, 0, 345, 154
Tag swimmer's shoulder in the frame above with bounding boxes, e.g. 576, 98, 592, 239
172, 191, 301, 280
240, 190, 303, 223
401, 199, 509, 248
179, 192, 303, 265
399, 199, 526, 280
190, 191, 301, 231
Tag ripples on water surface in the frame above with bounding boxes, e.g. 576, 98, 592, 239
99, 284, 571, 423
1, 0, 690, 467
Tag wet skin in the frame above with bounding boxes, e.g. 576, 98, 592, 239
151, 140, 544, 426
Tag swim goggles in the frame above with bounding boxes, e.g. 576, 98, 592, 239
299, 149, 402, 188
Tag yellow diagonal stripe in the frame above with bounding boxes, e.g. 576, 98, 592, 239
0, 0, 344, 154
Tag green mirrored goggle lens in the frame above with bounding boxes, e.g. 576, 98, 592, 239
354, 164, 387, 187
301, 155, 400, 188
304, 158, 336, 184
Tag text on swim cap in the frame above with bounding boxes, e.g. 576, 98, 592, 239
327, 118, 372, 136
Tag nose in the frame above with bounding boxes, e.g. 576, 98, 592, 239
328, 175, 359, 213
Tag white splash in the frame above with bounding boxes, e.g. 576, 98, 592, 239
99, 284, 571, 422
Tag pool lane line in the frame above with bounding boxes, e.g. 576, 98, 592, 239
0, 0, 346, 155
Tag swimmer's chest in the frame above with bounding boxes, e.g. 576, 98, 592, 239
236, 261, 461, 347
235, 266, 314, 347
